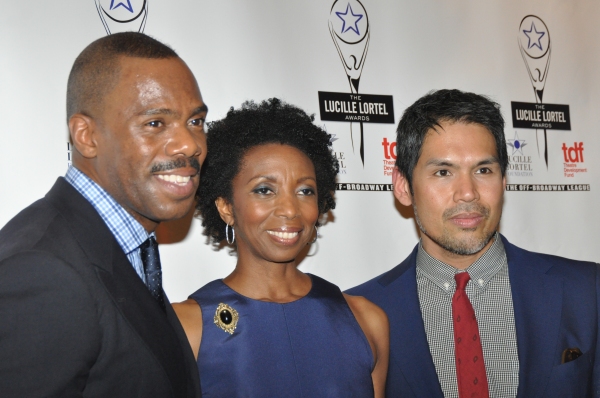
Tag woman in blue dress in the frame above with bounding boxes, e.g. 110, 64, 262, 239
173, 98, 388, 397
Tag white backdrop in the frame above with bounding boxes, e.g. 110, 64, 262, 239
1, 1, 598, 302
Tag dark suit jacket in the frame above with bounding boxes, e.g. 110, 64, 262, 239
0, 178, 201, 397
348, 235, 600, 398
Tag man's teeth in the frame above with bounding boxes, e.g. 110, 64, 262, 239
157, 174, 191, 185
267, 231, 299, 239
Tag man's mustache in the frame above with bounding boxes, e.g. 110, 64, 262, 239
443, 203, 490, 220
151, 158, 200, 174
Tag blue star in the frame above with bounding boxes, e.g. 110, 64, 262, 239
507, 132, 527, 155
336, 3, 363, 35
110, 0, 134, 13
523, 22, 545, 51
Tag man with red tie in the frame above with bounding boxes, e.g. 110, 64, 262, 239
348, 89, 600, 397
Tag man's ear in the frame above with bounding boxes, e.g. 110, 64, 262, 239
215, 197, 234, 226
392, 167, 413, 206
68, 114, 98, 159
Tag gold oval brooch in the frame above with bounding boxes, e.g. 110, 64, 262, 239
214, 303, 239, 334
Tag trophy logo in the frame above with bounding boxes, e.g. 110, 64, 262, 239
511, 15, 570, 169
318, 1, 394, 180
329, 0, 370, 164
95, 0, 149, 35
518, 15, 550, 165
329, 1, 369, 94
518, 16, 550, 104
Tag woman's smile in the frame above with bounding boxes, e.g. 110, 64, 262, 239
266, 229, 302, 245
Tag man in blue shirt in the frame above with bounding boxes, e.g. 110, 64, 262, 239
0, 32, 206, 397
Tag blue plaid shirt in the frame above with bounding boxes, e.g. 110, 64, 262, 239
65, 166, 149, 283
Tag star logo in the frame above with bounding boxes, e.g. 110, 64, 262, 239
95, 0, 148, 34
507, 132, 527, 155
523, 22, 545, 51
110, 0, 134, 13
336, 3, 363, 35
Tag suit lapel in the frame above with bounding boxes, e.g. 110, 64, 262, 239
46, 179, 192, 397
503, 236, 563, 398
380, 249, 444, 398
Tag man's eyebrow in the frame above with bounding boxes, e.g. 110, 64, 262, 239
425, 159, 455, 168
137, 104, 208, 117
475, 157, 500, 166
191, 105, 209, 115
138, 108, 176, 116
424, 157, 500, 168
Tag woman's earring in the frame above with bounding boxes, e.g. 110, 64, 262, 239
225, 223, 235, 244
308, 225, 318, 244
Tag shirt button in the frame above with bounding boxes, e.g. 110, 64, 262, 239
478, 279, 484, 286
443, 282, 450, 290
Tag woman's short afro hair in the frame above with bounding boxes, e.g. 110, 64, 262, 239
196, 98, 339, 243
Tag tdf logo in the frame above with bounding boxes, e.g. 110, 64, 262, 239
561, 142, 584, 163
561, 142, 587, 178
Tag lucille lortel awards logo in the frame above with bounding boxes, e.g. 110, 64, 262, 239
511, 15, 570, 168
506, 15, 589, 193
319, 0, 395, 173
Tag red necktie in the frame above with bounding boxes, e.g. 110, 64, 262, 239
453, 272, 489, 398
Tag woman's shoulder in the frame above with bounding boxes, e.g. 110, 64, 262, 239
188, 279, 226, 301
172, 298, 203, 360
306, 274, 388, 334
172, 279, 227, 361
305, 273, 345, 297
343, 293, 388, 330
175, 279, 226, 324
172, 298, 201, 320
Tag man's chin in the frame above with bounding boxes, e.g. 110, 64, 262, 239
425, 230, 496, 257
147, 200, 196, 224
162, 208, 194, 223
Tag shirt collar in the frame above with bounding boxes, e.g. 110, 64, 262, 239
416, 232, 506, 294
65, 165, 150, 255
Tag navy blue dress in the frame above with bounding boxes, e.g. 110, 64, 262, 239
189, 274, 374, 397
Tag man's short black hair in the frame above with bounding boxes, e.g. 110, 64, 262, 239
196, 98, 339, 243
66, 32, 178, 122
396, 89, 508, 192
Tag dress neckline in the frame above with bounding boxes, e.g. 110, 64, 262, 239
217, 273, 315, 305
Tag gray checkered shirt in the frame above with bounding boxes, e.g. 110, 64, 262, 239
416, 234, 519, 398
65, 166, 151, 284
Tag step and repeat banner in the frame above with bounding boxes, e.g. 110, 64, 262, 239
1, 1, 598, 301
